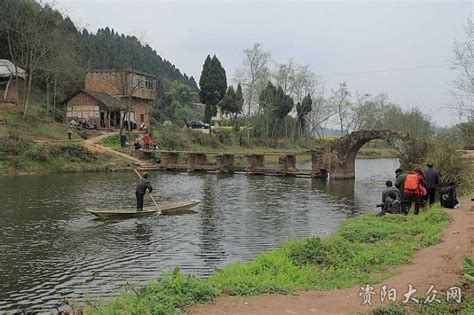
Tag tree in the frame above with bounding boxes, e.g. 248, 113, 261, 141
234, 43, 271, 117
296, 93, 312, 135
199, 55, 227, 123
328, 82, 352, 135
157, 80, 198, 123
235, 83, 244, 117
258, 82, 294, 140
0, 0, 52, 117
452, 18, 473, 121
220, 86, 236, 116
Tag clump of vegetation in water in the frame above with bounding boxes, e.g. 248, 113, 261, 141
88, 205, 456, 313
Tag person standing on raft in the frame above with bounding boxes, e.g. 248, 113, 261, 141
136, 173, 153, 211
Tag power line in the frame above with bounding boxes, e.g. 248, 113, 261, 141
320, 64, 451, 76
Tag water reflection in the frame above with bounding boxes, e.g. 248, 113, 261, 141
0, 158, 400, 312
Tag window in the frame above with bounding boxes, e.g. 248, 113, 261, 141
145, 77, 154, 90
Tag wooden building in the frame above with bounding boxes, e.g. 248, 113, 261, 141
66, 69, 156, 129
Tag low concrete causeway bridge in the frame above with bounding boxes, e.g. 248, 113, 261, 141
136, 129, 408, 180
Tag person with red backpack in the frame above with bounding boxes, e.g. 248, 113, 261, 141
404, 167, 427, 215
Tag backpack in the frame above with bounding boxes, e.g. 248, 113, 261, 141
404, 173, 420, 192
440, 186, 458, 208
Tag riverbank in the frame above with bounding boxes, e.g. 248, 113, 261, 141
0, 112, 134, 175
86, 200, 473, 315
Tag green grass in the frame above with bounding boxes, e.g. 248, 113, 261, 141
89, 268, 219, 315
357, 148, 399, 159
87, 205, 453, 314
0, 111, 131, 175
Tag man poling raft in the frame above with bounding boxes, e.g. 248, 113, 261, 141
135, 172, 153, 211
87, 170, 200, 218
134, 170, 161, 214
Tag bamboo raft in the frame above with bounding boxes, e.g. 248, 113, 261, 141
87, 199, 200, 218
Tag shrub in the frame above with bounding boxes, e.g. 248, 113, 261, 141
427, 136, 474, 194
289, 237, 329, 266
0, 127, 33, 156
187, 129, 222, 148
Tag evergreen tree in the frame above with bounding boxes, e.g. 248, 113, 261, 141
296, 93, 312, 132
221, 86, 236, 115
199, 55, 227, 123
235, 83, 244, 117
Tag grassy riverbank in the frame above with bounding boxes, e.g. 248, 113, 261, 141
0, 111, 131, 175
87, 204, 462, 315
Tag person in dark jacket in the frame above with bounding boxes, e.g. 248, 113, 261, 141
424, 163, 439, 206
377, 192, 402, 216
395, 168, 409, 214
120, 134, 127, 148
136, 173, 153, 211
382, 180, 400, 202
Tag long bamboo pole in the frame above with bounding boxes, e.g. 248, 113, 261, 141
134, 169, 161, 214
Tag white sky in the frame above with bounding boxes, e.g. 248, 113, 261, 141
53, 0, 473, 127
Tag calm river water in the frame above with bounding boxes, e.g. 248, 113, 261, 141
0, 158, 399, 312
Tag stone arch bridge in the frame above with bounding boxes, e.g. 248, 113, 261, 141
312, 129, 409, 179
133, 129, 408, 180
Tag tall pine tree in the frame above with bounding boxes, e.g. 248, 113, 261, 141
199, 55, 227, 123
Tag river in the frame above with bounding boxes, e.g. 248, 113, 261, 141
0, 158, 399, 312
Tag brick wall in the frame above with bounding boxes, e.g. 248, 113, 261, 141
126, 98, 151, 125
85, 71, 156, 100
85, 72, 123, 95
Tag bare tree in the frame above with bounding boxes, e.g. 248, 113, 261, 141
308, 84, 338, 139
41, 27, 84, 117
272, 58, 297, 95
234, 43, 271, 117
328, 82, 352, 135
0, 0, 52, 118
452, 18, 473, 121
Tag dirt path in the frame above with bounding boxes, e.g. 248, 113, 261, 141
84, 131, 144, 165
189, 200, 474, 315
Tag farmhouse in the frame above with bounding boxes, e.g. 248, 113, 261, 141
65, 69, 156, 129
0, 59, 25, 111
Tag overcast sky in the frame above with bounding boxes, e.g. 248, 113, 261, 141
54, 0, 472, 127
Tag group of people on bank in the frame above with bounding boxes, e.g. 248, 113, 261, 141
377, 163, 459, 216
119, 133, 157, 150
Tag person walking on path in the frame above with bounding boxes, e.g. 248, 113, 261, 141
135, 173, 153, 211
67, 126, 73, 140
120, 134, 127, 148
424, 163, 439, 206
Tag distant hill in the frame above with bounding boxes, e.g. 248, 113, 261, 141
0, 0, 198, 101
80, 28, 198, 90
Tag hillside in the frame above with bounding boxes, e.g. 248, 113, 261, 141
0, 0, 198, 114
80, 27, 198, 90
0, 111, 133, 175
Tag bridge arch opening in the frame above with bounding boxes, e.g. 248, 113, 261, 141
329, 129, 408, 179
